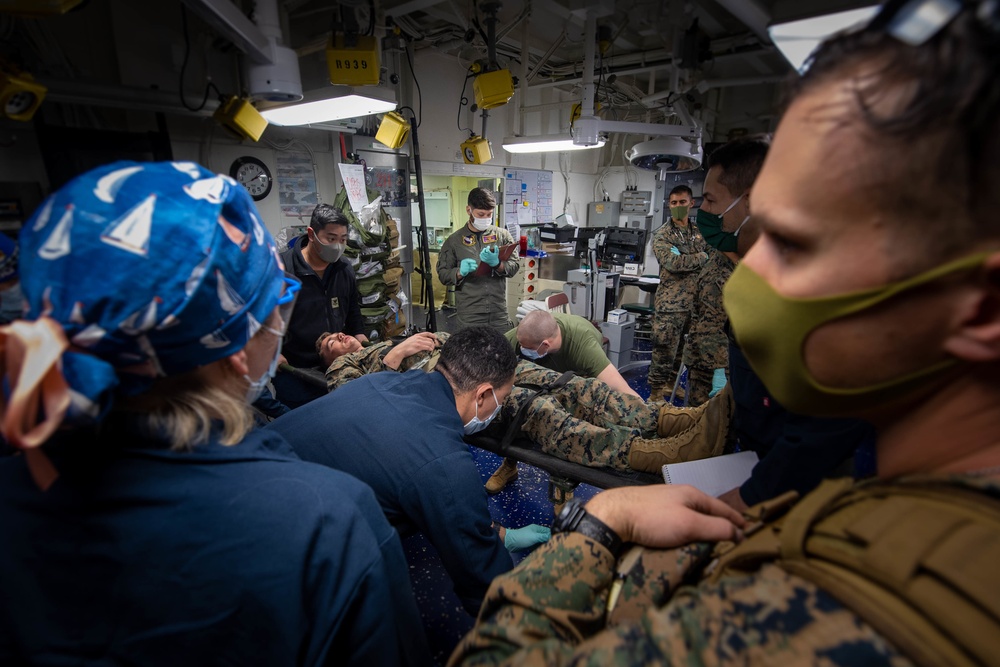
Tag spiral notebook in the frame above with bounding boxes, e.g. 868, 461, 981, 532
661, 451, 760, 498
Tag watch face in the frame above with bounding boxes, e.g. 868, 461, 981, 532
553, 499, 585, 533
230, 156, 272, 201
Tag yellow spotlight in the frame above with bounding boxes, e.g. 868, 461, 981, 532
375, 110, 410, 149
0, 69, 46, 122
472, 69, 514, 110
461, 135, 493, 164
213, 96, 268, 142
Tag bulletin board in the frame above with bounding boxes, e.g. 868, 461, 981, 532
502, 168, 553, 239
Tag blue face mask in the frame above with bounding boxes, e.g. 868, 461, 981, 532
695, 194, 750, 253
520, 345, 546, 361
464, 387, 501, 435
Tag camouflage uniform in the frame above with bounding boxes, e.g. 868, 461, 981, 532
682, 246, 735, 405
448, 477, 1000, 666
325, 333, 450, 391
648, 220, 708, 399
507, 361, 662, 471
438, 224, 519, 334
326, 349, 718, 473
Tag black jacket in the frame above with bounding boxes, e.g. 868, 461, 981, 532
279, 236, 363, 368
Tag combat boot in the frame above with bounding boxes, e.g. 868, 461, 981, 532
485, 457, 518, 494
553, 489, 574, 518
630, 384, 734, 474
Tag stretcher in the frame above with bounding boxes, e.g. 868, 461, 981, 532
465, 370, 662, 506
465, 430, 662, 507
283, 362, 662, 502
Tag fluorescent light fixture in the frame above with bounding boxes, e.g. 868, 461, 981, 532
259, 85, 396, 126
502, 134, 606, 154
769, 6, 879, 72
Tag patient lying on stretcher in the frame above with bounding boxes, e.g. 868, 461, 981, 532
316, 330, 732, 474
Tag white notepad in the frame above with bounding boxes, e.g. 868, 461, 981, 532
661, 451, 760, 498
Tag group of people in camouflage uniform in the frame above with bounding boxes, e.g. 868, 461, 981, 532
447, 4, 1000, 665
317, 329, 732, 475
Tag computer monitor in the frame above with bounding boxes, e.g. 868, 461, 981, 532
601, 228, 647, 265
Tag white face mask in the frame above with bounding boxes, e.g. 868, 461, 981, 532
245, 325, 283, 403
463, 387, 501, 435
471, 217, 492, 232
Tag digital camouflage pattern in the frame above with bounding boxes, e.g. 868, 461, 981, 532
446, 484, 958, 667
683, 246, 735, 405
649, 220, 709, 394
325, 346, 721, 473
325, 332, 450, 391
505, 362, 726, 472
451, 476, 1000, 666
507, 361, 662, 470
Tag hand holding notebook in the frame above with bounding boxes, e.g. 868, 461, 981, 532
473, 243, 517, 277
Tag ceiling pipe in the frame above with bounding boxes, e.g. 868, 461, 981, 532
580, 9, 597, 118
712, 0, 772, 45
695, 75, 786, 90
44, 79, 219, 116
525, 30, 566, 83
179, 0, 271, 63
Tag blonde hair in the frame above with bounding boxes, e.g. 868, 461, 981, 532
116, 361, 255, 450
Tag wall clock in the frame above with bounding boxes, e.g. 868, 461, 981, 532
230, 156, 273, 201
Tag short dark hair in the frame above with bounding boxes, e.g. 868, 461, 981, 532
706, 135, 771, 197
435, 326, 517, 394
791, 8, 1000, 252
315, 332, 331, 354
467, 188, 496, 211
309, 203, 349, 236
669, 185, 693, 199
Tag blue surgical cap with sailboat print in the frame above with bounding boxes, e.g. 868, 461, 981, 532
19, 160, 291, 421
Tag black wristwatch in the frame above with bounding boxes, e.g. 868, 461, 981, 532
552, 499, 624, 558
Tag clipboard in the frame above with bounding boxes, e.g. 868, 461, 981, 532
473, 243, 517, 277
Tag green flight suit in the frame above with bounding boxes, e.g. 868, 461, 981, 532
438, 223, 519, 333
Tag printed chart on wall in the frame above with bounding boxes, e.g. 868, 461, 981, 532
277, 152, 319, 219
502, 168, 553, 241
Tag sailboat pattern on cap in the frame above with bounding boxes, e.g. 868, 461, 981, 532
17, 160, 290, 426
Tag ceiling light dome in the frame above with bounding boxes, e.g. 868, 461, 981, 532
626, 137, 703, 172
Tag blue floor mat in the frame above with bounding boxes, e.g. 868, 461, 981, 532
403, 446, 603, 665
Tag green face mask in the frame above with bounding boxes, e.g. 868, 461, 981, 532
670, 205, 690, 221
695, 194, 749, 253
723, 253, 989, 417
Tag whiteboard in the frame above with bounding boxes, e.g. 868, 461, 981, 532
502, 168, 554, 240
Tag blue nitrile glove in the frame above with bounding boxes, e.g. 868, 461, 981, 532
480, 245, 500, 267
460, 258, 478, 276
709, 367, 728, 398
504, 524, 551, 552
670, 245, 681, 255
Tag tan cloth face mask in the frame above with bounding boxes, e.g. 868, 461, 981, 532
723, 253, 990, 417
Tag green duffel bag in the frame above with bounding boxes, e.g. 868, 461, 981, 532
358, 275, 387, 307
